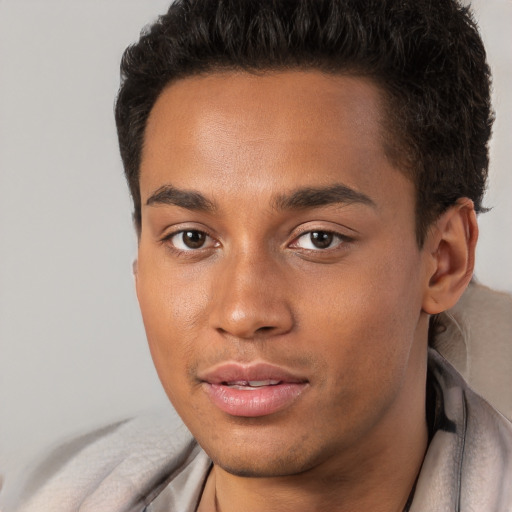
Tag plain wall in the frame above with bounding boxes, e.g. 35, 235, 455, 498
1, 0, 511, 495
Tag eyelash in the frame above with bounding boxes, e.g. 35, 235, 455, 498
160, 228, 353, 256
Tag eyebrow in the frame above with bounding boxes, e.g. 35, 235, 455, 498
146, 185, 216, 212
145, 183, 376, 213
273, 184, 376, 211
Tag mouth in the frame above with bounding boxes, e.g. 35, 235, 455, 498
199, 363, 309, 417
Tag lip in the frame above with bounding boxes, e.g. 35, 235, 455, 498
199, 362, 309, 417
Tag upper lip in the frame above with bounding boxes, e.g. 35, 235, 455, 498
198, 362, 308, 385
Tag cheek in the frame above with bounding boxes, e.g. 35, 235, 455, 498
137, 247, 210, 330
135, 253, 212, 393
302, 242, 423, 385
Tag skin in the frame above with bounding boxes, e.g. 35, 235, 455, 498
135, 71, 476, 511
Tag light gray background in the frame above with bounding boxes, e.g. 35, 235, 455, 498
0, 0, 511, 494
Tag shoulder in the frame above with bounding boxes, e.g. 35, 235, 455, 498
433, 281, 512, 419
426, 349, 512, 510
460, 377, 512, 509
3, 410, 196, 512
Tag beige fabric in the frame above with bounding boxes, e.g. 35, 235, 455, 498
0, 411, 197, 512
410, 350, 512, 511
433, 282, 512, 420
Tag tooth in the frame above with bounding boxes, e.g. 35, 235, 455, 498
247, 380, 280, 387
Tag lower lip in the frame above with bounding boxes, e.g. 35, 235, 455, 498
203, 382, 307, 417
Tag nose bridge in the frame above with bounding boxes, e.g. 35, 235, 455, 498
210, 246, 293, 339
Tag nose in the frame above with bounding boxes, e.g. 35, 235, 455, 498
209, 250, 294, 340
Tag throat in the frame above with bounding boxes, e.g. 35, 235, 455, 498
196, 454, 424, 512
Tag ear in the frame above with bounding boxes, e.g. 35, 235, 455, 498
133, 259, 142, 305
422, 198, 478, 315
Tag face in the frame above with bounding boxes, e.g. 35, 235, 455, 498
136, 71, 431, 478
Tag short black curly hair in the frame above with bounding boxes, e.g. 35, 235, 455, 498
115, 0, 493, 244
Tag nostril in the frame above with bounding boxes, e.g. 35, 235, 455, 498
256, 326, 275, 333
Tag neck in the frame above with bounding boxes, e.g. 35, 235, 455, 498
203, 455, 422, 512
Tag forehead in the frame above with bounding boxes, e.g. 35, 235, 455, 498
140, 70, 410, 211
146, 70, 384, 131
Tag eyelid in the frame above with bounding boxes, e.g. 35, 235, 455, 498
289, 221, 355, 239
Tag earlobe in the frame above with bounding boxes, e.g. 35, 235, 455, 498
422, 198, 478, 315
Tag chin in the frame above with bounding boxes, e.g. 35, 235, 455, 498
204, 436, 320, 479
212, 456, 311, 479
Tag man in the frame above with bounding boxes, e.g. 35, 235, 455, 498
8, 0, 512, 510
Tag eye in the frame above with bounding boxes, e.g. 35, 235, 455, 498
291, 230, 347, 250
167, 230, 217, 251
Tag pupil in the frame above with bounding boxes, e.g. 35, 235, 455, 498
311, 231, 333, 249
183, 231, 205, 249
